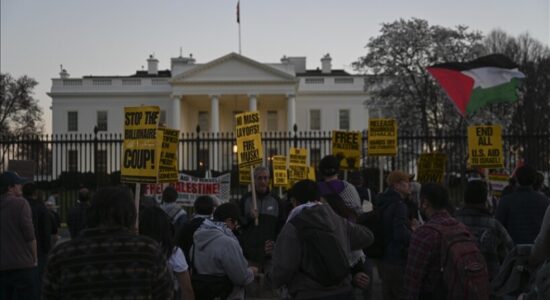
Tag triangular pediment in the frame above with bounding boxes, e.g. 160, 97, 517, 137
172, 52, 296, 83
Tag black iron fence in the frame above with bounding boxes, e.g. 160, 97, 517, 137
2, 129, 549, 222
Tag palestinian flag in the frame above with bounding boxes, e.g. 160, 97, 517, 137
427, 54, 525, 117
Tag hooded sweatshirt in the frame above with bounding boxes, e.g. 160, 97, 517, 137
191, 219, 254, 287
271, 204, 373, 299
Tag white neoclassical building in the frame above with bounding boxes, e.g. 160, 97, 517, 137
48, 52, 371, 173
50, 52, 369, 135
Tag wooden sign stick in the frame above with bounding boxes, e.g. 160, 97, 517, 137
250, 165, 259, 226
134, 183, 141, 232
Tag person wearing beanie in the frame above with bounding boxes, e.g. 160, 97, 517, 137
0, 171, 38, 300
160, 186, 188, 231
318, 155, 363, 215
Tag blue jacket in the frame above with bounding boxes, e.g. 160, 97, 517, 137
496, 186, 550, 244
378, 188, 412, 266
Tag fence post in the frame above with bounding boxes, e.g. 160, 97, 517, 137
293, 124, 298, 148
196, 125, 201, 174
93, 126, 99, 188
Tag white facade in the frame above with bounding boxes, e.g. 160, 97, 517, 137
50, 52, 369, 135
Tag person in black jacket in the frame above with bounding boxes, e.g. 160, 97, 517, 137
175, 195, 215, 260
23, 182, 52, 289
67, 187, 91, 239
238, 166, 286, 270
496, 165, 550, 245
376, 170, 416, 300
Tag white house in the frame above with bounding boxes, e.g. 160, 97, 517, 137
49, 52, 370, 173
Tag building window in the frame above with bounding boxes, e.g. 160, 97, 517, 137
335, 78, 354, 84
198, 111, 209, 132
68, 150, 78, 172
160, 110, 167, 126
152, 79, 167, 85
68, 111, 78, 132
97, 111, 108, 131
339, 109, 350, 130
122, 79, 141, 86
96, 150, 107, 174
309, 109, 321, 130
305, 78, 324, 84
267, 111, 278, 131
63, 79, 82, 86
92, 79, 112, 86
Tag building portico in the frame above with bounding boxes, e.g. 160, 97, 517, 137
169, 52, 298, 133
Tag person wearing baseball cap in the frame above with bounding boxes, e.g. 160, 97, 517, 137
0, 171, 39, 299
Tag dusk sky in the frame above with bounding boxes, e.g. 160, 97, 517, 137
2, 0, 548, 133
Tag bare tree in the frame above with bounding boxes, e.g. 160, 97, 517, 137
484, 30, 550, 168
1, 73, 44, 170
353, 18, 485, 136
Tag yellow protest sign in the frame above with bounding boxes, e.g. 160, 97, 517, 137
239, 167, 251, 185
417, 153, 447, 184
273, 170, 288, 187
468, 125, 504, 169
272, 155, 287, 170
156, 128, 180, 183
235, 111, 263, 168
368, 119, 397, 156
289, 148, 308, 184
307, 166, 316, 181
332, 130, 362, 170
121, 106, 160, 183
272, 155, 288, 187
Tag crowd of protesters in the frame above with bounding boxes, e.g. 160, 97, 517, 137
1, 157, 550, 300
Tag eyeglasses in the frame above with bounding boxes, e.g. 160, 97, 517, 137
256, 176, 269, 180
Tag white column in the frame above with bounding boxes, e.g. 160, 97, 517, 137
210, 94, 220, 133
171, 95, 181, 129
248, 94, 257, 111
209, 94, 220, 171
287, 93, 296, 131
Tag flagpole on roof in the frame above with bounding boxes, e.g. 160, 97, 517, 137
237, 0, 242, 54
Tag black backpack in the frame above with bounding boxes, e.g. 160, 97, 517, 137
290, 208, 350, 287
175, 217, 205, 260
357, 202, 397, 258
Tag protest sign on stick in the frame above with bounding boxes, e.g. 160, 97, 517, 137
468, 125, 504, 169
332, 130, 362, 170
367, 118, 397, 157
417, 153, 447, 184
